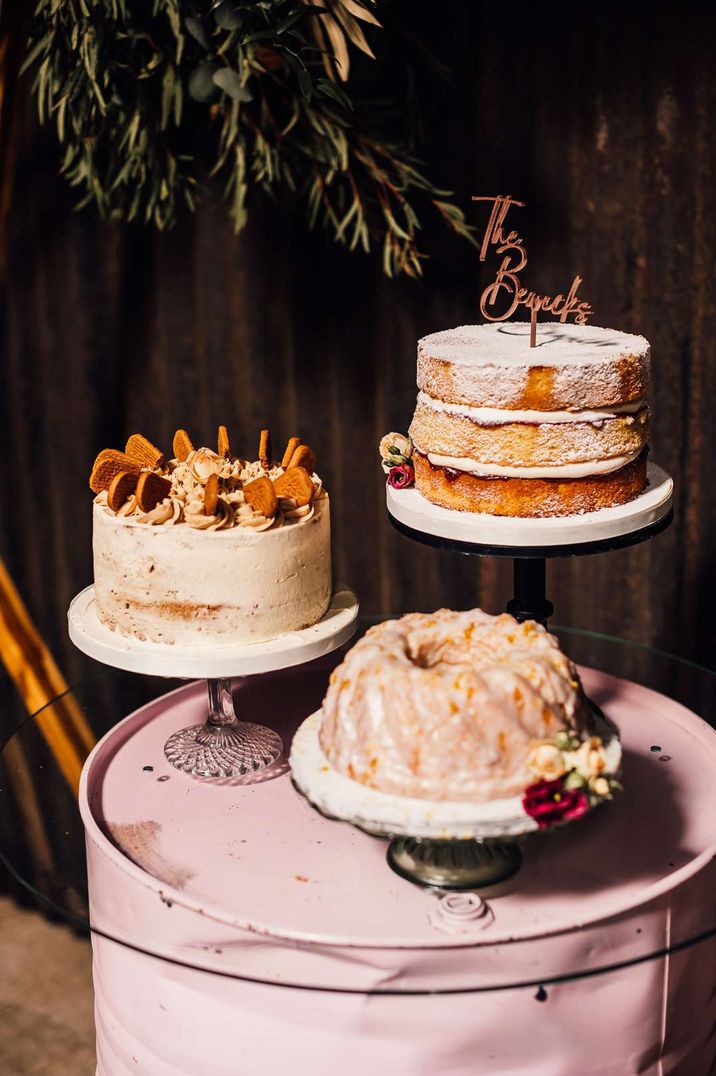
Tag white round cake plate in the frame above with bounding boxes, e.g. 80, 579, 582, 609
387, 461, 673, 549
68, 586, 359, 679
290, 710, 622, 841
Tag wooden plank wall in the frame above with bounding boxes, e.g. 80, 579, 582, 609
2, 0, 715, 728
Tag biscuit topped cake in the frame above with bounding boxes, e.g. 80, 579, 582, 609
408, 321, 650, 517
89, 427, 331, 645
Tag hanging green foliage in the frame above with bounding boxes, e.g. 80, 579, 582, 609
23, 0, 476, 277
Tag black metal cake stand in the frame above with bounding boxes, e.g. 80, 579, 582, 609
388, 509, 673, 626
386, 462, 674, 626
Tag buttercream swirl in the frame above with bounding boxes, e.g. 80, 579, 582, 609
137, 497, 183, 526
96, 448, 325, 531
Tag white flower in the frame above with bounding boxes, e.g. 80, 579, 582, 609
189, 447, 223, 483
571, 737, 608, 779
379, 432, 413, 472
526, 742, 566, 780
590, 776, 611, 797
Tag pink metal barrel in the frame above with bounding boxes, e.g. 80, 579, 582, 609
80, 669, 716, 1075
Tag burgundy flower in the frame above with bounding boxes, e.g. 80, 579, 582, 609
522, 777, 590, 830
387, 463, 415, 489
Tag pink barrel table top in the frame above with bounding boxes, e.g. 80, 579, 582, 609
81, 663, 716, 954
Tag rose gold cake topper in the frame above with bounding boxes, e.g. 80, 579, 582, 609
472, 195, 593, 347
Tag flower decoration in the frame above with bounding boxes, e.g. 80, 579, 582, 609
525, 742, 566, 781
522, 729, 620, 829
387, 463, 415, 489
380, 432, 412, 462
571, 736, 608, 778
189, 447, 224, 484
522, 778, 590, 829
379, 432, 414, 487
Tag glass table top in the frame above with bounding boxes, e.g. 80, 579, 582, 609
1, 620, 716, 994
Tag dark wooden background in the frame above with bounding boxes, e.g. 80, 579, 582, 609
1, 2, 716, 888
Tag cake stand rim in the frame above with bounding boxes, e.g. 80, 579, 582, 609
288, 710, 622, 842
68, 585, 359, 679
386, 461, 673, 555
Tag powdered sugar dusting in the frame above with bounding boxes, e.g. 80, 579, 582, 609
417, 323, 650, 410
419, 322, 649, 368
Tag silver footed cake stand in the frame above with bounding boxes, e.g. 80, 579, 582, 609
68, 586, 359, 779
291, 704, 621, 890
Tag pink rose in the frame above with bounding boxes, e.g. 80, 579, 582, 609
522, 777, 589, 829
387, 464, 415, 489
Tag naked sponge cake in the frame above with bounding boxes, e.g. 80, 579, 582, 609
89, 427, 331, 645
408, 321, 650, 517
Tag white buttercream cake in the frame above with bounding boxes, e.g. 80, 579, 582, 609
89, 429, 332, 645
408, 322, 651, 517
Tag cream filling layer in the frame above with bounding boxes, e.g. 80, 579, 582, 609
418, 446, 643, 480
417, 391, 645, 425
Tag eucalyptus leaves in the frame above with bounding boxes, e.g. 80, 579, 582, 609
23, 0, 475, 277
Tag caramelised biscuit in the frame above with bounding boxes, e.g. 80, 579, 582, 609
173, 429, 194, 462
136, 471, 172, 512
107, 471, 139, 512
259, 429, 272, 470
273, 466, 314, 508
217, 425, 231, 458
281, 436, 302, 469
204, 473, 219, 515
288, 444, 317, 473
125, 434, 165, 470
243, 475, 277, 519
90, 449, 141, 494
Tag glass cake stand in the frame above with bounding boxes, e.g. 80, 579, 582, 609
67, 585, 359, 779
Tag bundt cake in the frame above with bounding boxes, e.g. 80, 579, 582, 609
319, 609, 594, 804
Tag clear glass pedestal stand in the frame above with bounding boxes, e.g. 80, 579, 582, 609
67, 585, 359, 782
163, 677, 283, 778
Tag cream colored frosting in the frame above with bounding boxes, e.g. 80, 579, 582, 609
319, 609, 591, 803
416, 391, 645, 426
93, 496, 332, 645
417, 445, 642, 479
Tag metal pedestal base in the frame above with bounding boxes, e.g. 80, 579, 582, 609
387, 837, 523, 890
506, 557, 553, 625
388, 486, 674, 628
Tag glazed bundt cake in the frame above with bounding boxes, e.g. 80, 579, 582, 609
319, 609, 593, 804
